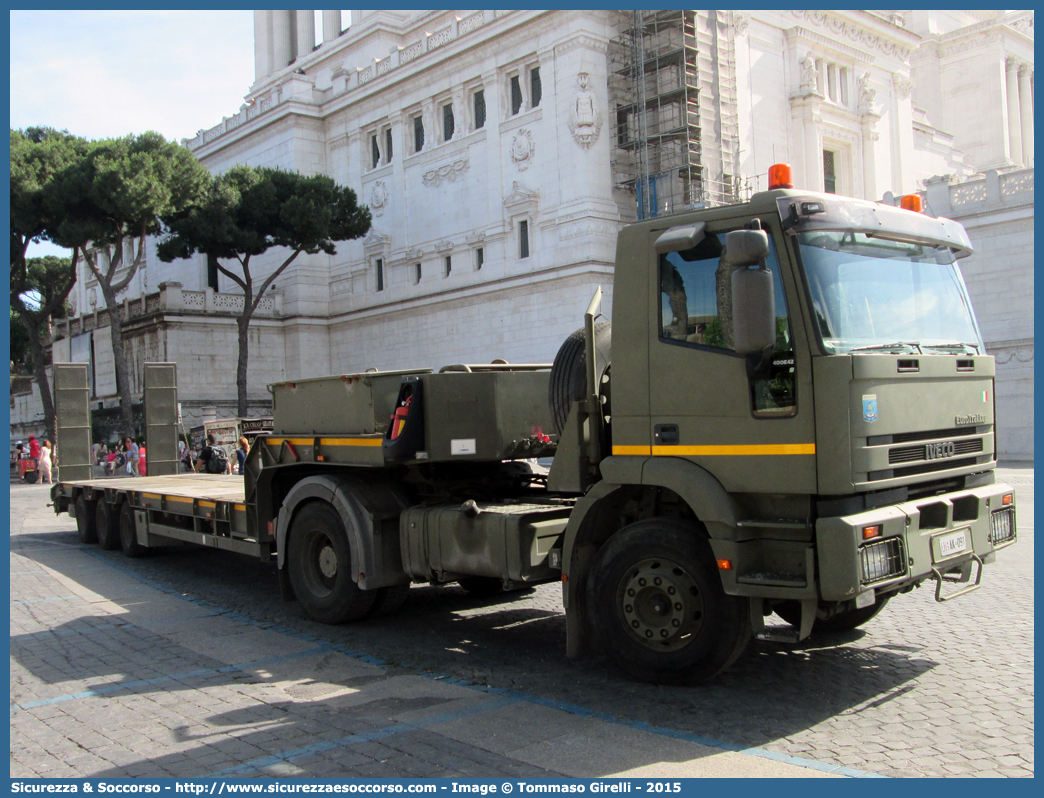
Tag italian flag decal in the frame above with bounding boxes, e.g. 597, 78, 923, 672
983, 390, 990, 402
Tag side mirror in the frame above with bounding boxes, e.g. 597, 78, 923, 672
654, 222, 707, 254
724, 229, 769, 267
732, 267, 776, 356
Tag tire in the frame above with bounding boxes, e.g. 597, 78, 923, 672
549, 321, 612, 434
119, 501, 148, 558
457, 576, 504, 597
74, 494, 98, 544
287, 501, 375, 624
95, 500, 121, 550
589, 519, 750, 685
366, 583, 411, 618
24, 470, 38, 484
775, 596, 891, 634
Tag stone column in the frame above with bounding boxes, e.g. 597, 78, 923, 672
272, 11, 292, 72
254, 11, 272, 82
322, 10, 341, 42
1005, 57, 1023, 165
295, 10, 315, 62
1019, 64, 1033, 166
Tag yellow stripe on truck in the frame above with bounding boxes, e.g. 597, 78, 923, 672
613, 443, 816, 456
266, 437, 383, 447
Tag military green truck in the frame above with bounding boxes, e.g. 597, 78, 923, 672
51, 170, 1018, 684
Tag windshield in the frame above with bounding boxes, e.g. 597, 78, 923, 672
796, 231, 984, 355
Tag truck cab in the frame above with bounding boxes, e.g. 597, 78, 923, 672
561, 172, 1016, 682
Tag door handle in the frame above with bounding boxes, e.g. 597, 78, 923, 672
654, 424, 679, 445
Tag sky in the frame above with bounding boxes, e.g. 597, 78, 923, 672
10, 9, 257, 258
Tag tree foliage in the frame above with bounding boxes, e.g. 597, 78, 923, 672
10, 128, 87, 438
44, 131, 211, 437
158, 165, 372, 416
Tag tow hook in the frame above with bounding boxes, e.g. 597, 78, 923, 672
931, 554, 983, 602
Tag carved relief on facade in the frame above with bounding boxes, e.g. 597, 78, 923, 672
799, 52, 818, 94
510, 128, 535, 170
892, 74, 914, 99
405, 247, 424, 260
369, 180, 388, 216
789, 10, 912, 60
857, 72, 878, 115
422, 155, 470, 187
435, 238, 453, 252
568, 71, 602, 149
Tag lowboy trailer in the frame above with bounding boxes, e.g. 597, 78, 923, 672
53, 166, 1018, 684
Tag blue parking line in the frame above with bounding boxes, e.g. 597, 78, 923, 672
210, 695, 521, 778
11, 595, 81, 606
70, 546, 884, 778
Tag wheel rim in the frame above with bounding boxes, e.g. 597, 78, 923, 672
618, 557, 703, 651
306, 532, 339, 595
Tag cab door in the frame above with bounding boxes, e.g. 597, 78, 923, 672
646, 217, 816, 494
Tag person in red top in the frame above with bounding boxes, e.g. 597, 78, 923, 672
28, 435, 40, 459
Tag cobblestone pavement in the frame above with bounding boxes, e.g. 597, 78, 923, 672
10, 467, 1033, 778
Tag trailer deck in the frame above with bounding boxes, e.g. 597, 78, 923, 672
54, 474, 266, 558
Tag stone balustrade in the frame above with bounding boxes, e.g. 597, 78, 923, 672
56, 284, 282, 341
924, 168, 1034, 218
183, 10, 497, 152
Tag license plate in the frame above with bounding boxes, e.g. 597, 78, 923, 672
937, 530, 968, 559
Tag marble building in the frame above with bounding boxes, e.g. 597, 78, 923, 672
22, 10, 1033, 458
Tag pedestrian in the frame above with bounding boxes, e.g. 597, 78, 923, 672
194, 433, 231, 474
15, 442, 26, 482
106, 446, 119, 476
38, 440, 53, 484
178, 441, 191, 473
28, 435, 40, 460
124, 437, 140, 476
235, 437, 249, 475
138, 443, 147, 477
91, 440, 103, 467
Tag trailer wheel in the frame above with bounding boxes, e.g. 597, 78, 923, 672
548, 321, 612, 434
366, 584, 411, 618
119, 502, 148, 559
287, 501, 375, 624
74, 494, 98, 544
457, 577, 504, 597
95, 500, 121, 551
774, 596, 891, 634
589, 519, 750, 685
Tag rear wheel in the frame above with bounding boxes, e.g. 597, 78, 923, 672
589, 519, 750, 685
95, 500, 120, 550
774, 596, 891, 634
288, 501, 375, 624
74, 495, 98, 544
119, 501, 148, 558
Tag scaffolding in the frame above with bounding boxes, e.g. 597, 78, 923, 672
609, 10, 749, 220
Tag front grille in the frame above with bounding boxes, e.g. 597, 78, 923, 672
888, 438, 984, 465
868, 425, 991, 446
869, 457, 983, 481
989, 507, 1016, 545
860, 537, 906, 585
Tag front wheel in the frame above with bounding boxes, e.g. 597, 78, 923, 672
589, 519, 750, 685
287, 501, 375, 624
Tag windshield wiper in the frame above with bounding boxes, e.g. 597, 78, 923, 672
924, 341, 981, 353
848, 341, 923, 354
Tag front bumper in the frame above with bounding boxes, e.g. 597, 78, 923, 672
816, 482, 1016, 602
